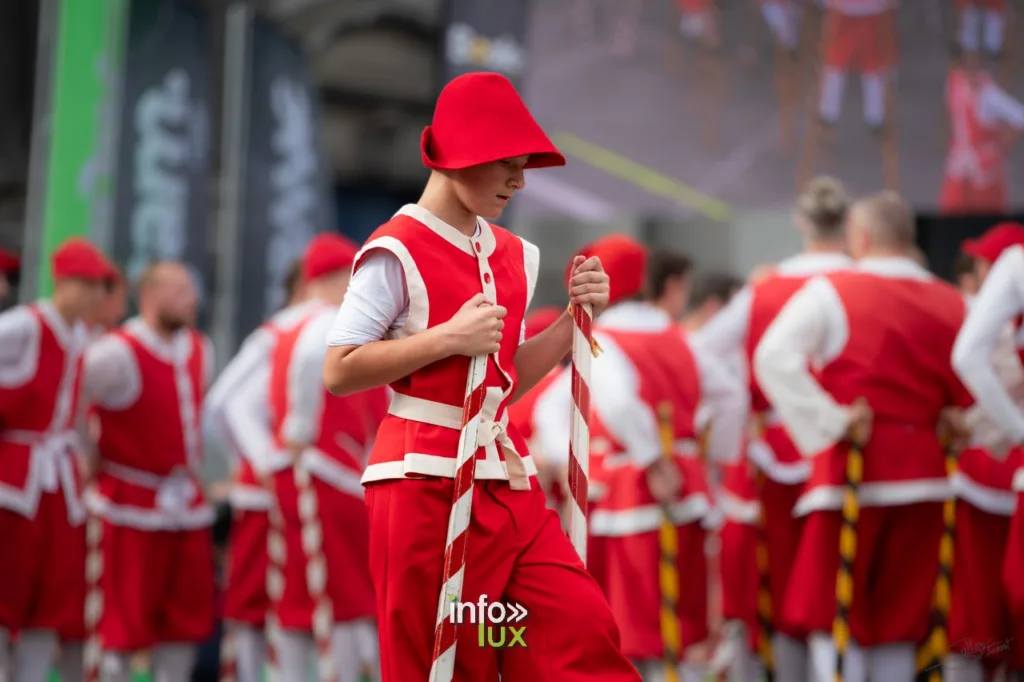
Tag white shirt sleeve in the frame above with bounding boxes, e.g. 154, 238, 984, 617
979, 82, 1024, 129
204, 328, 273, 452
753, 277, 852, 456
532, 370, 573, 466
589, 332, 663, 468
326, 251, 409, 348
82, 334, 142, 410
281, 310, 333, 444
952, 246, 1024, 443
202, 335, 216, 389
691, 342, 748, 464
222, 363, 276, 471
0, 307, 40, 388
691, 286, 752, 360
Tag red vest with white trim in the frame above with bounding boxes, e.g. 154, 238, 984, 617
93, 326, 210, 526
0, 303, 86, 521
354, 213, 533, 481
268, 306, 387, 490
588, 325, 710, 535
807, 272, 969, 492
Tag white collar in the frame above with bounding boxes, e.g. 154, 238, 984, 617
124, 316, 194, 365
776, 252, 854, 276
856, 256, 933, 281
36, 300, 87, 351
395, 204, 495, 258
598, 301, 672, 332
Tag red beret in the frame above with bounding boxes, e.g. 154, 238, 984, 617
0, 247, 19, 274
962, 222, 1024, 263
524, 306, 563, 340
51, 238, 116, 282
422, 72, 565, 171
569, 235, 647, 306
302, 233, 359, 282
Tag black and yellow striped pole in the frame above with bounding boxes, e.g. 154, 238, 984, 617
833, 404, 867, 682
657, 402, 682, 682
916, 435, 960, 680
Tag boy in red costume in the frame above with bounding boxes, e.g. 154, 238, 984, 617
323, 72, 640, 682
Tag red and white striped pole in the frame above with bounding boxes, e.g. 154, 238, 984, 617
294, 461, 337, 682
82, 514, 104, 682
429, 354, 489, 682
568, 302, 595, 562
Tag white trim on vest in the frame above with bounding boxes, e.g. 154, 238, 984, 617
1014, 467, 1024, 493
716, 489, 761, 525
523, 239, 540, 310
950, 471, 1017, 516
589, 493, 711, 537
301, 447, 365, 499
354, 236, 429, 338
792, 477, 952, 516
229, 484, 273, 511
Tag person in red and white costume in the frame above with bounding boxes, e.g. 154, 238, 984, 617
535, 237, 747, 681
0, 238, 115, 682
940, 48, 1024, 215
753, 192, 971, 682
0, 245, 19, 305
816, 0, 897, 132
203, 258, 310, 682
266, 233, 386, 681
81, 260, 216, 682
323, 72, 639, 682
951, 226, 1024, 679
693, 177, 853, 682
956, 0, 1007, 60
506, 306, 568, 514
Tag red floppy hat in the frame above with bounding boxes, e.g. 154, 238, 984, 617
52, 238, 117, 282
0, 247, 19, 274
567, 234, 647, 306
962, 222, 1024, 263
421, 72, 566, 171
302, 232, 360, 281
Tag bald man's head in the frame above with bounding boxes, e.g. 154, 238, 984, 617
847, 191, 916, 259
137, 260, 197, 332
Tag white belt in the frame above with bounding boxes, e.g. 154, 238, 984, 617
388, 391, 530, 490
601, 438, 701, 470
3, 429, 80, 492
101, 462, 198, 514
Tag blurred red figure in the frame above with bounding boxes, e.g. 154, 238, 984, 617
0, 246, 18, 303
940, 51, 1024, 215
0, 239, 115, 682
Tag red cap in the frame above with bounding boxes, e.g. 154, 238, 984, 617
0, 247, 19, 274
524, 306, 563, 340
962, 222, 1024, 263
568, 234, 647, 306
421, 72, 565, 171
301, 233, 359, 282
51, 238, 116, 282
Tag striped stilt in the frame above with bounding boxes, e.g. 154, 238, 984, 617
83, 515, 105, 682
567, 301, 597, 563
428, 354, 489, 682
833, 443, 864, 682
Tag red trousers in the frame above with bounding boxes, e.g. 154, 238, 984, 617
271, 471, 375, 630
223, 508, 270, 627
98, 523, 216, 651
1005, 492, 1024, 669
782, 504, 943, 646
0, 491, 86, 639
603, 520, 708, 659
822, 11, 896, 73
365, 478, 640, 682
949, 503, 1014, 665
719, 519, 758, 650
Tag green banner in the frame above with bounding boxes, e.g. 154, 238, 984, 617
36, 0, 126, 297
